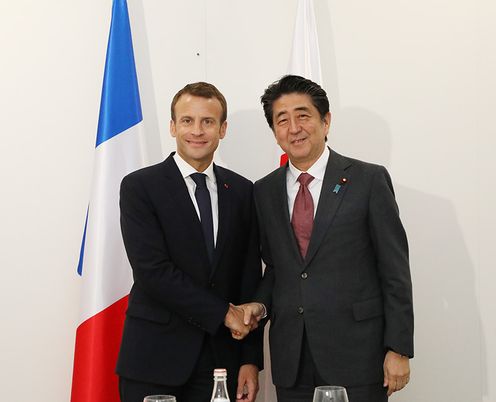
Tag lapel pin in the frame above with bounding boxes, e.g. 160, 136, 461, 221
224, 183, 229, 189
333, 178, 348, 194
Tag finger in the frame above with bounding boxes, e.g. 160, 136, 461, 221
231, 331, 242, 340
385, 375, 393, 396
387, 384, 394, 397
398, 376, 409, 390
246, 379, 258, 402
248, 321, 258, 331
236, 378, 245, 400
387, 379, 398, 396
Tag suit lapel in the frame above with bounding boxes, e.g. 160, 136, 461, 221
304, 149, 352, 267
211, 165, 231, 277
160, 154, 209, 263
270, 165, 305, 265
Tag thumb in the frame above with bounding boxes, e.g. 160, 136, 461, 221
243, 306, 253, 325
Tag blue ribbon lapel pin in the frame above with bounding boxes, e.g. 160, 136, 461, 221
333, 177, 348, 194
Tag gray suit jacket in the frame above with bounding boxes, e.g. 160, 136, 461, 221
254, 149, 413, 388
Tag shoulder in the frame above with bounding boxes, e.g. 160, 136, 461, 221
214, 165, 255, 206
120, 156, 179, 199
332, 151, 395, 200
254, 165, 286, 190
332, 149, 383, 172
331, 150, 390, 184
122, 160, 168, 186
215, 165, 253, 188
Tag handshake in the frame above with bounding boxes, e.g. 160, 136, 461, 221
224, 302, 265, 340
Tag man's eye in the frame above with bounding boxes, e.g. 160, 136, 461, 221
182, 118, 191, 124
277, 118, 288, 125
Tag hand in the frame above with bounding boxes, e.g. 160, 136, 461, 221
224, 303, 249, 339
239, 302, 265, 330
236, 364, 259, 402
383, 350, 410, 396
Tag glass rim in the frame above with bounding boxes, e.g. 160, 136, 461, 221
314, 385, 347, 390
143, 396, 176, 401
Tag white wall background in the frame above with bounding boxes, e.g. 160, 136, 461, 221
1, 0, 495, 401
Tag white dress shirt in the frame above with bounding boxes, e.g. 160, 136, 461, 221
286, 147, 330, 218
173, 153, 219, 245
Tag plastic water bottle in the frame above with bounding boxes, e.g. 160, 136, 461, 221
210, 368, 230, 402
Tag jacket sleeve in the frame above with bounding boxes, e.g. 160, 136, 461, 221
252, 183, 275, 315
368, 166, 414, 357
238, 191, 264, 370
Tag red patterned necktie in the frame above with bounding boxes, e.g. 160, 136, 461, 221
291, 173, 315, 258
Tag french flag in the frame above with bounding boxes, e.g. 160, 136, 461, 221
71, 1, 149, 401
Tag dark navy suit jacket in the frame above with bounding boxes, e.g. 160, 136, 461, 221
116, 153, 263, 386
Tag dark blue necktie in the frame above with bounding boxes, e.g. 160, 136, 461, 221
190, 173, 214, 263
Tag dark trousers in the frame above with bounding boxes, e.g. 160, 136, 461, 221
276, 333, 387, 402
119, 338, 237, 402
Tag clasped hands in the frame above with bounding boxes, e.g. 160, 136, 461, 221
224, 303, 264, 340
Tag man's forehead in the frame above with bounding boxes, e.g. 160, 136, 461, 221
174, 95, 222, 115
273, 93, 315, 112
176, 94, 219, 106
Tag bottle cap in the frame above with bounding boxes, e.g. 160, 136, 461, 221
213, 368, 227, 377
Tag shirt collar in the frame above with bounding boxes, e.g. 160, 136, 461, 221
173, 152, 217, 184
287, 146, 330, 184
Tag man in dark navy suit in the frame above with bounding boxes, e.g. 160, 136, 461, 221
116, 82, 262, 402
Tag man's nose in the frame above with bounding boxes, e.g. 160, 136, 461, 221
191, 121, 203, 135
289, 117, 301, 134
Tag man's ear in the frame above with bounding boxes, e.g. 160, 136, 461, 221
323, 112, 331, 134
219, 120, 227, 139
170, 119, 176, 138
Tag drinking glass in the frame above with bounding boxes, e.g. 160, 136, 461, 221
143, 396, 176, 402
312, 385, 349, 402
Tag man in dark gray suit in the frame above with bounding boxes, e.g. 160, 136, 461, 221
237, 75, 413, 402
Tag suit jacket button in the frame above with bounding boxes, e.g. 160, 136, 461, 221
297, 306, 304, 314
210, 282, 215, 288
301, 272, 308, 279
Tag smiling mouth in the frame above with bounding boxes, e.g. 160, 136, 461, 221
187, 140, 208, 146
291, 137, 307, 145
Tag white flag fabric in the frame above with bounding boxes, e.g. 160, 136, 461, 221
274, 0, 323, 167
288, 0, 323, 85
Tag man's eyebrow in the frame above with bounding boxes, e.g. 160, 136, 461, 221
294, 106, 311, 113
275, 106, 311, 120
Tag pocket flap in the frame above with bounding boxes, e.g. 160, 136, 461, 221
352, 297, 384, 321
126, 302, 171, 324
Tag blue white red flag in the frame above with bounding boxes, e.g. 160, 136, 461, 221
71, 1, 149, 401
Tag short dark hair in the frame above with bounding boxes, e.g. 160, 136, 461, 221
171, 82, 227, 123
261, 75, 329, 129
